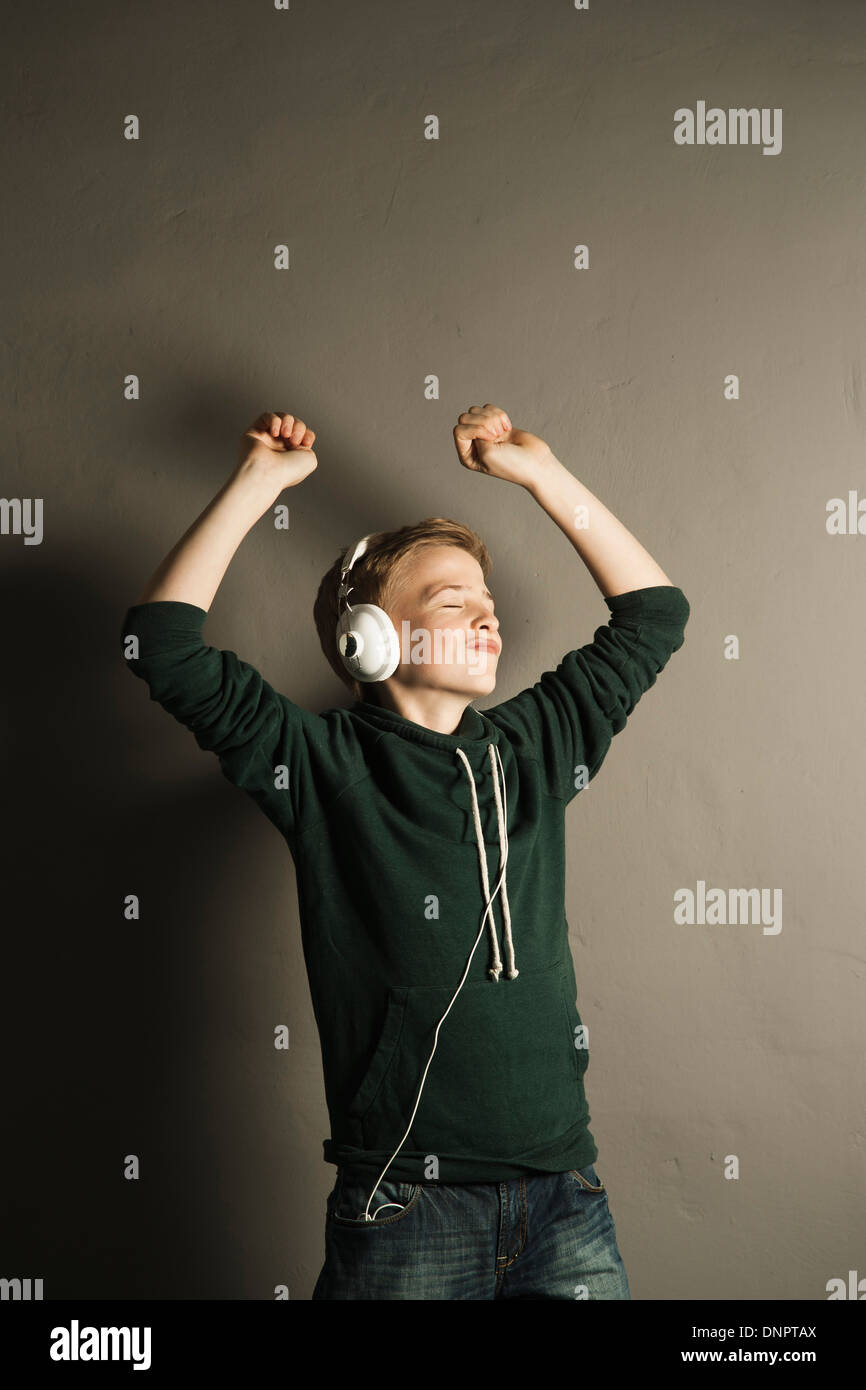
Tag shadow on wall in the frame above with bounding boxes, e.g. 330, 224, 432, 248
1, 553, 344, 1298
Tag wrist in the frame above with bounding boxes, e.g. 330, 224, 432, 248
229, 459, 285, 514
525, 448, 564, 499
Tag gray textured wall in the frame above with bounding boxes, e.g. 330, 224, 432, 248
4, 0, 864, 1301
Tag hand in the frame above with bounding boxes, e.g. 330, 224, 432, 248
237, 412, 318, 492
453, 404, 551, 487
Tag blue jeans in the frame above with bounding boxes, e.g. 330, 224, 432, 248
311, 1163, 630, 1300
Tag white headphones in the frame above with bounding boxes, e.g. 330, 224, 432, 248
335, 534, 401, 683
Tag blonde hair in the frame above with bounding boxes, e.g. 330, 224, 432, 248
313, 517, 492, 703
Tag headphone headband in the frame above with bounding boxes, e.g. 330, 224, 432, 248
339, 535, 371, 584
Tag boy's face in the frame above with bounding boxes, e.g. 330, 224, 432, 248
384, 545, 501, 701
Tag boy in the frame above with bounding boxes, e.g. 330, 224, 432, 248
121, 403, 690, 1300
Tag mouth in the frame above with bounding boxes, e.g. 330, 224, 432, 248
470, 638, 501, 656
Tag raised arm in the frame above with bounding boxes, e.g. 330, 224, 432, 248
133, 412, 318, 610
454, 403, 689, 802
453, 402, 674, 597
122, 412, 323, 847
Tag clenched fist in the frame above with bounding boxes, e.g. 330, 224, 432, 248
453, 404, 552, 487
238, 412, 318, 492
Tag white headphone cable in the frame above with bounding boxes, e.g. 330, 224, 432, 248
359, 744, 509, 1222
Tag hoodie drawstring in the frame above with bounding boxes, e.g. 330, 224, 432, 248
454, 743, 518, 982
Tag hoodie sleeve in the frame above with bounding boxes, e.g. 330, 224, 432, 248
120, 600, 326, 847
485, 585, 690, 804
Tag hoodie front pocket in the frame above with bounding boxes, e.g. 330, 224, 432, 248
346, 986, 409, 1129
356, 960, 585, 1159
561, 981, 590, 1083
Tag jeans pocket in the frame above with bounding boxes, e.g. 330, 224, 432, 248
567, 1164, 606, 1193
329, 1169, 422, 1226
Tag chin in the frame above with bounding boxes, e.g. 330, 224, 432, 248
427, 665, 498, 699
463, 674, 497, 697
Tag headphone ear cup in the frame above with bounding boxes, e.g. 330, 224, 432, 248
336, 603, 400, 682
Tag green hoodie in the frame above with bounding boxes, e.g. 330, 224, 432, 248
121, 583, 690, 1184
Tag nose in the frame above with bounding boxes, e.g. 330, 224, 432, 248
474, 603, 499, 639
